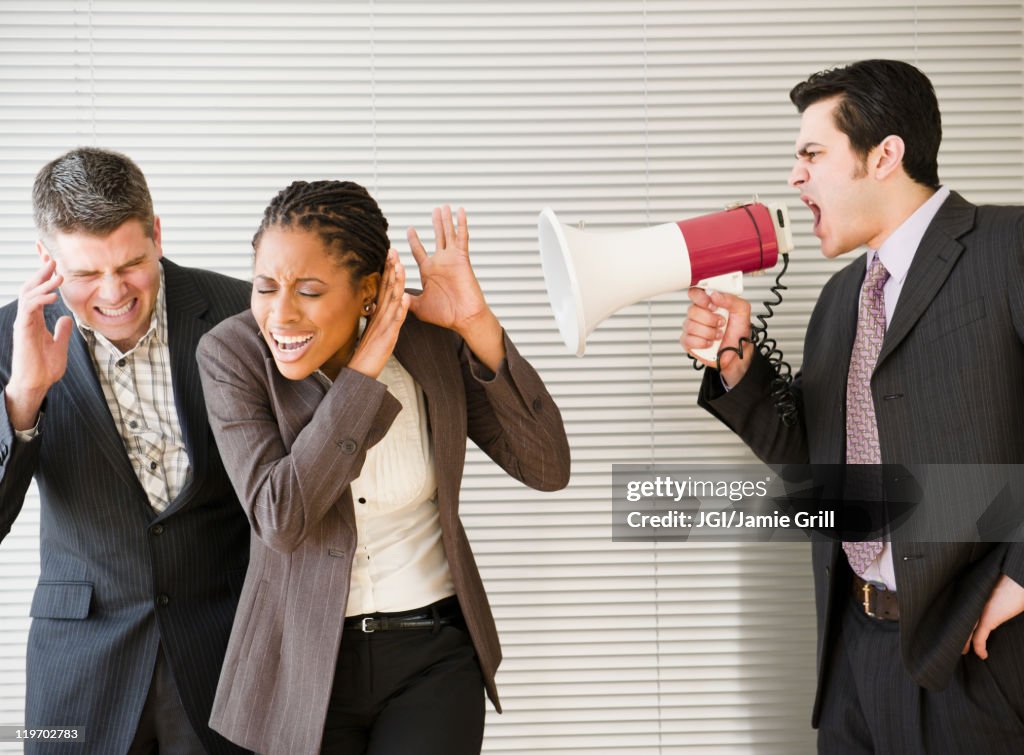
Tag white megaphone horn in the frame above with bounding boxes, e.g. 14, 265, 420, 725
538, 201, 794, 358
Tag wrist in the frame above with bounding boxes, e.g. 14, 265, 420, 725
720, 345, 753, 388
456, 308, 506, 373
345, 353, 386, 381
455, 307, 500, 342
5, 382, 48, 432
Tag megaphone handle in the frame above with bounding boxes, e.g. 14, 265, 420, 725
689, 272, 744, 364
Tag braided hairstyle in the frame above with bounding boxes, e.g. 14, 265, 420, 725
253, 180, 390, 283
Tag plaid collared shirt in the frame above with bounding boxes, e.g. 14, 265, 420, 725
75, 269, 189, 512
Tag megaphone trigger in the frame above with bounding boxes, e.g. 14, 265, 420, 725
689, 271, 744, 364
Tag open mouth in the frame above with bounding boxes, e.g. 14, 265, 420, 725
803, 197, 821, 234
269, 331, 314, 359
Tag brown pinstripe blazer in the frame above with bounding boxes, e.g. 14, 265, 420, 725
197, 309, 570, 754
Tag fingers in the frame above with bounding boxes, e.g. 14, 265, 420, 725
20, 260, 63, 300
966, 575, 1024, 658
972, 621, 992, 660
420, 204, 468, 256
687, 286, 712, 307
432, 207, 445, 251
383, 254, 406, 317
350, 252, 408, 379
17, 262, 64, 324
683, 290, 726, 346
440, 204, 456, 247
21, 258, 60, 293
372, 250, 406, 320
707, 289, 752, 318
407, 228, 428, 270
53, 316, 73, 350
456, 206, 468, 248
962, 620, 979, 655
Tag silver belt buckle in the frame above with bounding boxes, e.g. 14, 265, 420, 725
361, 617, 376, 633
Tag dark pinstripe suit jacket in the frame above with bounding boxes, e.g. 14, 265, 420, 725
698, 192, 1024, 726
0, 259, 252, 755
197, 309, 570, 755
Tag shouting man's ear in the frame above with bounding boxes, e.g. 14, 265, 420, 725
870, 134, 907, 182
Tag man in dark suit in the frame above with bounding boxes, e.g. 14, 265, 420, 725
683, 60, 1024, 752
0, 147, 251, 754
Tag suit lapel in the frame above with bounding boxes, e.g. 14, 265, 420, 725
393, 317, 463, 505
52, 299, 141, 493
265, 356, 331, 450
162, 260, 215, 515
876, 192, 975, 368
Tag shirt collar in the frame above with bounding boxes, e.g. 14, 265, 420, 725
75, 267, 167, 358
869, 185, 950, 284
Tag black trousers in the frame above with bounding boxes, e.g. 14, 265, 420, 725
126, 644, 206, 755
320, 603, 486, 755
817, 593, 1024, 754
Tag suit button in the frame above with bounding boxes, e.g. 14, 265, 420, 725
532, 398, 543, 412
338, 439, 358, 454
151, 524, 164, 536
156, 594, 170, 607
825, 566, 831, 577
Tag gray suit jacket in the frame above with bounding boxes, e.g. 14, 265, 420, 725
698, 192, 1024, 725
0, 259, 252, 754
197, 310, 570, 755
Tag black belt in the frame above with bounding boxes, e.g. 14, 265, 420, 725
851, 573, 899, 621
344, 596, 462, 634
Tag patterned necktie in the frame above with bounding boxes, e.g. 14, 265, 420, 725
842, 255, 890, 575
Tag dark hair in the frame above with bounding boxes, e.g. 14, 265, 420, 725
33, 147, 155, 245
789, 59, 941, 189
253, 180, 389, 284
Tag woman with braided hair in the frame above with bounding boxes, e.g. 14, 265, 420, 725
196, 179, 570, 754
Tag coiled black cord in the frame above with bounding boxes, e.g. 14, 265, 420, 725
690, 252, 799, 426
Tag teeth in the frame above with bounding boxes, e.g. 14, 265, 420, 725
272, 333, 313, 344
98, 302, 133, 317
271, 333, 313, 351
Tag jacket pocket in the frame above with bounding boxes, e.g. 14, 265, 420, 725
30, 581, 92, 619
922, 296, 986, 343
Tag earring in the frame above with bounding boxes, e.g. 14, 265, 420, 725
363, 302, 372, 313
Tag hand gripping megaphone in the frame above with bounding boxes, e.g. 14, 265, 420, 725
538, 201, 794, 358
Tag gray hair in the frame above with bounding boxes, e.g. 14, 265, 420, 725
33, 147, 155, 247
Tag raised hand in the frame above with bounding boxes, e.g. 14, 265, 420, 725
407, 205, 505, 371
406, 206, 491, 332
5, 259, 73, 431
347, 249, 410, 380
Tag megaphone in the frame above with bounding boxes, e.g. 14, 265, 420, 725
538, 201, 794, 359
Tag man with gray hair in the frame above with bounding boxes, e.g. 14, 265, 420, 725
0, 147, 251, 754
